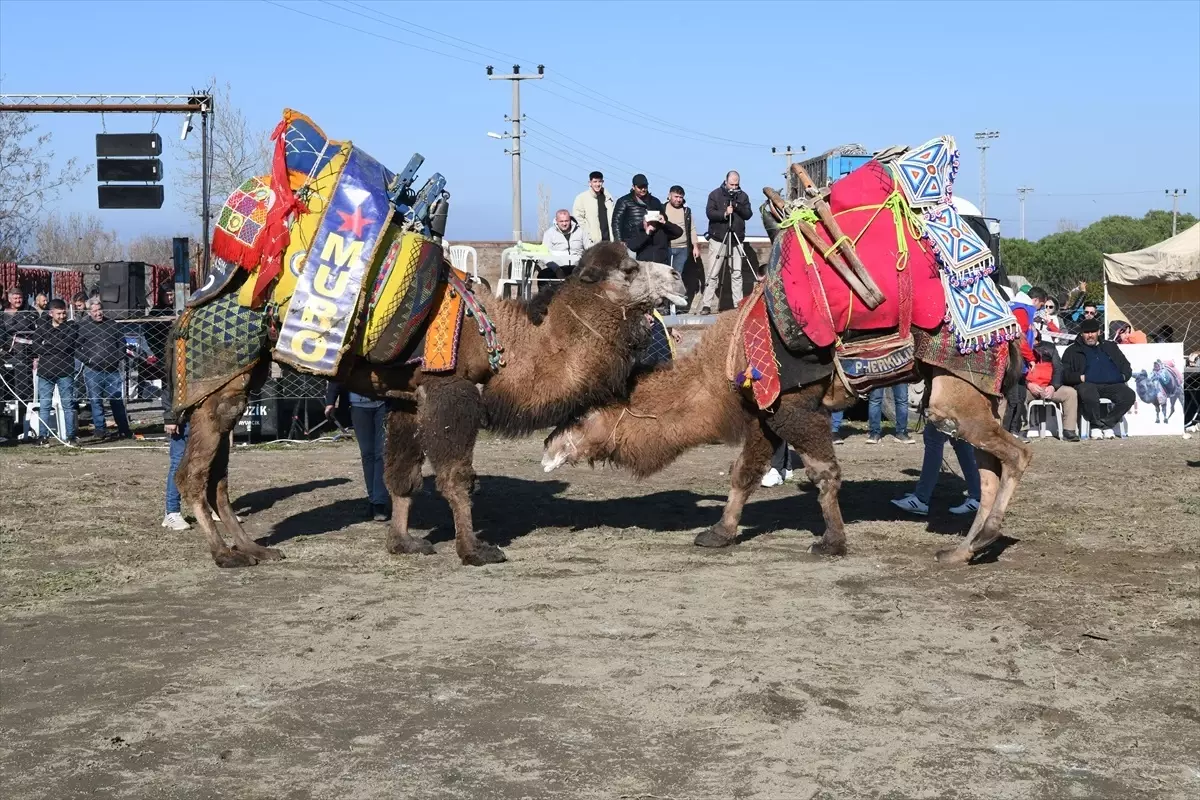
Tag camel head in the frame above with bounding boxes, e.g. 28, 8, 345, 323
541, 410, 615, 472
575, 242, 687, 309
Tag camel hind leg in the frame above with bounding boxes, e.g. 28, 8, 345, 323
925, 370, 1032, 565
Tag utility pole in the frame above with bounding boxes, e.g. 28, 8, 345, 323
1166, 188, 1187, 236
1017, 186, 1034, 240
771, 145, 805, 199
974, 130, 999, 216
488, 64, 544, 242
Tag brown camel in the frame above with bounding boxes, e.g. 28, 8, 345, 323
541, 311, 1033, 565
175, 242, 687, 568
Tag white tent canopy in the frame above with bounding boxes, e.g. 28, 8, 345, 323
1103, 223, 1200, 286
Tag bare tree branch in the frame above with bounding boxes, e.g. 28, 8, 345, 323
0, 112, 88, 259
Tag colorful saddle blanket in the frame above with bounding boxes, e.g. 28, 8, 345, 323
172, 291, 270, 413
767, 136, 1021, 356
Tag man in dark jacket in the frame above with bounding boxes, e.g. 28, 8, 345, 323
76, 299, 132, 439
700, 170, 753, 314
32, 299, 79, 444
611, 174, 664, 247
2, 286, 38, 441
1061, 317, 1134, 439
624, 209, 682, 266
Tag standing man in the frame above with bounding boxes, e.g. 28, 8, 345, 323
33, 292, 49, 319
663, 185, 702, 280
611, 174, 663, 249
32, 299, 78, 445
324, 382, 392, 521
70, 292, 89, 321
701, 170, 753, 314
572, 171, 615, 245
624, 209, 682, 266
2, 286, 37, 441
539, 208, 592, 281
1061, 317, 1135, 439
77, 299, 132, 440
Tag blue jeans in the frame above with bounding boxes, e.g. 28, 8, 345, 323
36, 375, 76, 439
166, 421, 188, 514
868, 384, 909, 437
668, 246, 689, 274
914, 424, 981, 504
831, 410, 844, 433
84, 367, 130, 436
351, 403, 389, 507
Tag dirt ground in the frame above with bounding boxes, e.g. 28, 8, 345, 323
1, 428, 1198, 800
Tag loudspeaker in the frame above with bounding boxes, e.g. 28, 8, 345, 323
96, 261, 147, 312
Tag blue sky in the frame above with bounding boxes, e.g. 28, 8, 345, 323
2, 0, 1198, 244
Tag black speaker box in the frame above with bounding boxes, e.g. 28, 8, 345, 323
97, 261, 147, 312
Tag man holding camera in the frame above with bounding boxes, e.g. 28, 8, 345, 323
700, 171, 753, 314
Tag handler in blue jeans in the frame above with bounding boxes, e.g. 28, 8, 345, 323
890, 423, 981, 516
325, 382, 391, 521
866, 384, 913, 444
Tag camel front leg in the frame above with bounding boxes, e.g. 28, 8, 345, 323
176, 391, 257, 568
383, 402, 436, 556
694, 417, 773, 548
772, 384, 845, 556
419, 378, 504, 566
926, 372, 1032, 565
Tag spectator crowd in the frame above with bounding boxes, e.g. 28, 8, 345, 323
2, 288, 138, 445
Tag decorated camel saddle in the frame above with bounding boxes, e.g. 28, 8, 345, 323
734, 135, 1021, 410
173, 110, 503, 412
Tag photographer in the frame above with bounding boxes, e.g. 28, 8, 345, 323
701, 171, 753, 314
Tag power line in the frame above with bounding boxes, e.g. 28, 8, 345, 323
516, 154, 578, 184
523, 128, 698, 192
260, 1, 485, 66
321, 0, 767, 149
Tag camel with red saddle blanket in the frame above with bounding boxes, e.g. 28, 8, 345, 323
542, 136, 1034, 565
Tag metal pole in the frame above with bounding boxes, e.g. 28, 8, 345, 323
1166, 188, 1186, 236
1017, 186, 1033, 240
201, 106, 211, 278
511, 80, 522, 242
974, 131, 999, 217
489, 65, 543, 244
772, 146, 804, 199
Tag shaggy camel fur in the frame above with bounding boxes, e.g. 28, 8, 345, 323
542, 311, 1033, 565
175, 242, 686, 568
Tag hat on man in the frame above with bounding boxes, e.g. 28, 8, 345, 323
1080, 317, 1102, 333
632, 174, 648, 188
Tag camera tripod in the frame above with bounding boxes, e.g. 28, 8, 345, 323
706, 199, 756, 310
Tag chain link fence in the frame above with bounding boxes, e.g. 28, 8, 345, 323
1115, 301, 1199, 353
2, 308, 328, 442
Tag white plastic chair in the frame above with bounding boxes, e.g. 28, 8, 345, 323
446, 244, 479, 284
1080, 398, 1128, 439
1026, 398, 1063, 439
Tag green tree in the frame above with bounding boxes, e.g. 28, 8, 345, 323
1026, 231, 1102, 296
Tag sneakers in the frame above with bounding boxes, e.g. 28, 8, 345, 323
761, 468, 785, 488
371, 503, 392, 522
890, 493, 929, 516
211, 511, 244, 523
865, 435, 882, 445
162, 512, 191, 531
832, 434, 844, 445
950, 498, 981, 515
700, 306, 712, 315
893, 433, 915, 444
1025, 430, 1039, 439
1101, 428, 1116, 440
1062, 430, 1079, 442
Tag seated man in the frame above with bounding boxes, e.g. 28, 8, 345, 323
1026, 331, 1079, 441
1061, 317, 1135, 439
624, 209, 681, 266
538, 209, 592, 281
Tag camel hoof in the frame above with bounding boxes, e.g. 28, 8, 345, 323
460, 542, 507, 566
808, 538, 846, 557
694, 527, 735, 549
935, 547, 972, 565
388, 535, 437, 556
214, 549, 259, 569
254, 547, 286, 562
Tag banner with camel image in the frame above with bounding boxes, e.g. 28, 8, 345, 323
1053, 342, 1186, 436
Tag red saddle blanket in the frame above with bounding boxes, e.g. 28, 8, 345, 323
773, 161, 947, 348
